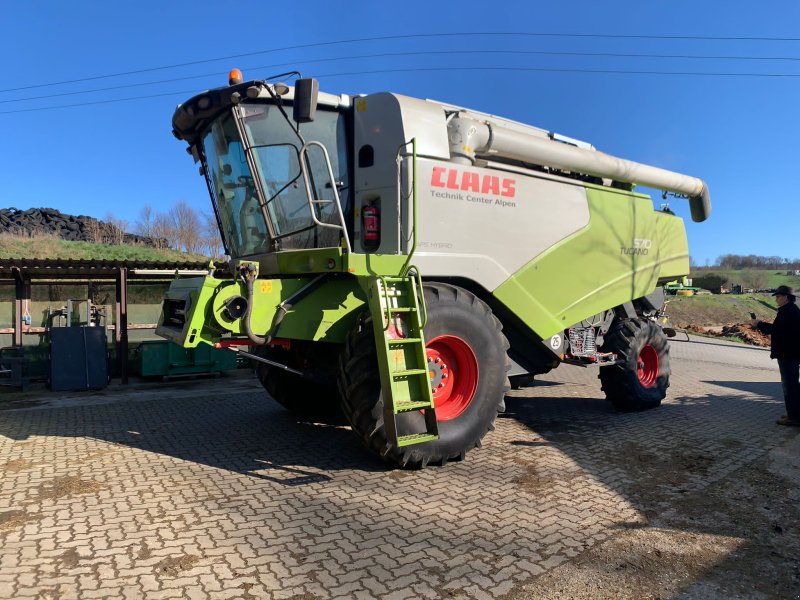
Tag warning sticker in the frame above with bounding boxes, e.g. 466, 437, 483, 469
260, 281, 272, 294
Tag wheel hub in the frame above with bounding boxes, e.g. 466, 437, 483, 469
426, 335, 479, 422
427, 356, 449, 389
637, 344, 660, 388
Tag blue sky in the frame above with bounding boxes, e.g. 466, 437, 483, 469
1, 1, 798, 265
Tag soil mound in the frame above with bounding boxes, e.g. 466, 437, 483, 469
686, 323, 771, 347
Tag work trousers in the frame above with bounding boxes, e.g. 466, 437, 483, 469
777, 358, 800, 421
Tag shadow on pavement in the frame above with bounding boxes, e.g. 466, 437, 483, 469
0, 375, 387, 484
703, 379, 782, 396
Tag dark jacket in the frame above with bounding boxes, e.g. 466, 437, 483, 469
757, 301, 800, 360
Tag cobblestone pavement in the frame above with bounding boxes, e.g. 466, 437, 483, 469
0, 336, 796, 599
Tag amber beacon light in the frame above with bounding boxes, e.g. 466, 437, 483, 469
228, 68, 243, 85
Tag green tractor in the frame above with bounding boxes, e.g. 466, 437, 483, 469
157, 70, 711, 468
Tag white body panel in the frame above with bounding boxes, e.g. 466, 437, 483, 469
407, 158, 591, 291
352, 93, 451, 254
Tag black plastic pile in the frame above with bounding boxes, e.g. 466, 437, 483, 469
0, 207, 158, 246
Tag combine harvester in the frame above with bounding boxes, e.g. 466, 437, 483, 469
157, 70, 711, 468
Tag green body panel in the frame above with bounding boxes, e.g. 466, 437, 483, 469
493, 186, 689, 340
157, 276, 222, 348
346, 253, 411, 278
269, 248, 345, 275
157, 274, 366, 348
241, 247, 409, 278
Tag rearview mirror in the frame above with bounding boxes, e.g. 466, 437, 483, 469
293, 78, 319, 124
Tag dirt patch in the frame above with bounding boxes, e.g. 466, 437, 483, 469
512, 464, 560, 493
137, 541, 152, 560
508, 435, 800, 599
387, 469, 415, 480
618, 445, 715, 489
686, 323, 771, 348
35, 476, 103, 501
56, 548, 81, 569
154, 554, 200, 577
0, 509, 40, 531
507, 528, 741, 600
2, 458, 37, 473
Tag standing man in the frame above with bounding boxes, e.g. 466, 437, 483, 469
751, 285, 800, 426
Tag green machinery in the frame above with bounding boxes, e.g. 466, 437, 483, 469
136, 340, 237, 379
156, 70, 710, 468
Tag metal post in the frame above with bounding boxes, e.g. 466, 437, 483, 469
115, 267, 129, 384
12, 268, 31, 348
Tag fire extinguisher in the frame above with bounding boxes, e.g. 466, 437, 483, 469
362, 203, 380, 251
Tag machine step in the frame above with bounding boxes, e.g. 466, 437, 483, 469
395, 400, 434, 412
366, 274, 439, 449
392, 368, 428, 378
387, 337, 422, 345
397, 433, 439, 447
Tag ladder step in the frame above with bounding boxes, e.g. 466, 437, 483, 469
397, 433, 439, 447
392, 369, 429, 378
387, 307, 416, 313
387, 337, 422, 345
394, 400, 433, 413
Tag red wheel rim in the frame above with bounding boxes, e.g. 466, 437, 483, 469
637, 345, 659, 388
426, 335, 479, 421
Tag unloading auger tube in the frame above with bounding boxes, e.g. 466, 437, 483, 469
447, 115, 711, 222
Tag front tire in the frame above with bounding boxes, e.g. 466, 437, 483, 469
252, 343, 340, 420
599, 318, 670, 411
338, 283, 510, 468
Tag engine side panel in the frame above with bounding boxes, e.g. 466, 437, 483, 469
492, 186, 689, 339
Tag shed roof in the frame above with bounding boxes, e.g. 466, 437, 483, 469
0, 258, 223, 282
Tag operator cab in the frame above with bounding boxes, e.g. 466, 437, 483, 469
172, 71, 352, 258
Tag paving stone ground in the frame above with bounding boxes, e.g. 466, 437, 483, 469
0, 336, 796, 599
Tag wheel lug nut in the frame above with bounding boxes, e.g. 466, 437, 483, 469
438, 382, 445, 388
442, 373, 448, 379
434, 358, 441, 363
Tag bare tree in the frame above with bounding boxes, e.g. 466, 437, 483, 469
135, 205, 155, 239
85, 218, 103, 244
200, 211, 224, 258
104, 212, 128, 245
152, 213, 175, 250
169, 200, 202, 254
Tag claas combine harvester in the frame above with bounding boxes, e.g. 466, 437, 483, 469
156, 69, 711, 468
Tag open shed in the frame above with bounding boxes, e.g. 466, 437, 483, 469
0, 258, 216, 384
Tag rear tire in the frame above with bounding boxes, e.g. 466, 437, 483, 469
252, 344, 340, 420
599, 318, 670, 411
338, 283, 510, 468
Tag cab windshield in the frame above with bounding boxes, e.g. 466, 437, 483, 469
201, 102, 349, 256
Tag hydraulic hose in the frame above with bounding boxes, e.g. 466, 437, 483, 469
243, 275, 268, 346
241, 268, 328, 346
